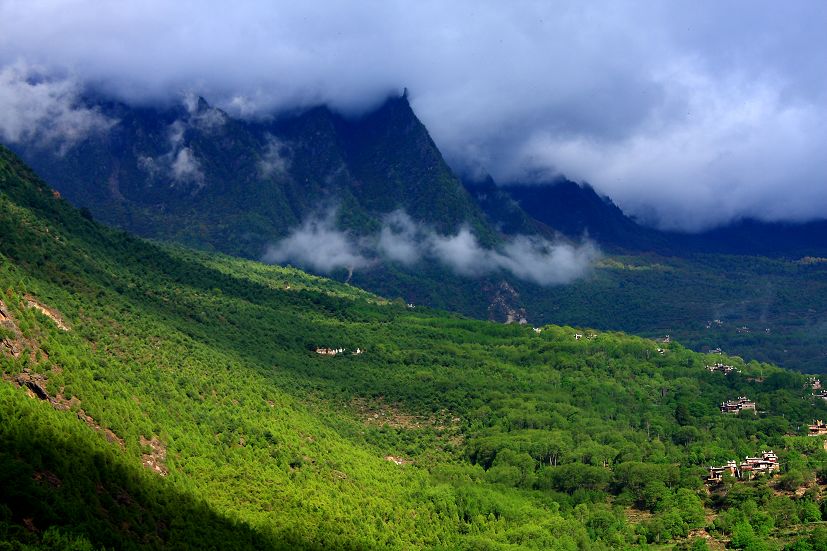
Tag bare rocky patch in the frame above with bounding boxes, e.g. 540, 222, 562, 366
140, 436, 169, 476
32, 470, 62, 488
23, 294, 70, 331
350, 396, 459, 431
8, 367, 125, 450
77, 409, 125, 449
1, 299, 36, 360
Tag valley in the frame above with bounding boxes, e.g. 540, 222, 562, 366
3, 146, 827, 549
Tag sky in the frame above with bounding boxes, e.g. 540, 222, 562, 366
1, 0, 825, 231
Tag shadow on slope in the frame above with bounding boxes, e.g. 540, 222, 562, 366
0, 384, 311, 550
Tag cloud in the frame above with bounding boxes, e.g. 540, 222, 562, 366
258, 135, 291, 178
511, 60, 827, 231
138, 116, 204, 186
1, 1, 825, 229
0, 63, 114, 152
377, 210, 424, 265
264, 210, 598, 285
170, 147, 203, 184
261, 211, 372, 274
426, 226, 599, 285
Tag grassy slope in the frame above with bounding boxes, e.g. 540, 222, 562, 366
3, 146, 827, 549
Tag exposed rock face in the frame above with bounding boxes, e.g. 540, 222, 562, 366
23, 294, 70, 331
485, 281, 527, 324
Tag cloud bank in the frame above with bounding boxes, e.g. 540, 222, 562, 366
1, 1, 825, 230
263, 210, 599, 286
0, 63, 114, 153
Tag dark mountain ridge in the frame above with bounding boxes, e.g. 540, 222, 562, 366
488, 178, 827, 257
11, 93, 495, 259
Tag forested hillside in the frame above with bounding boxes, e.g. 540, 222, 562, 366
4, 146, 827, 549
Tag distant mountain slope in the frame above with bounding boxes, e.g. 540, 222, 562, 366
480, 178, 668, 251
492, 178, 827, 257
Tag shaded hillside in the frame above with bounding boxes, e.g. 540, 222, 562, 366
491, 178, 668, 252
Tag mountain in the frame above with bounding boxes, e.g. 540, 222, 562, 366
4, 146, 827, 549
470, 177, 668, 252
492, 178, 827, 257
11, 93, 494, 259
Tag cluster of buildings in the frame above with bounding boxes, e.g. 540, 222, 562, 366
720, 397, 756, 414
315, 347, 364, 356
707, 451, 779, 483
707, 362, 740, 375
808, 420, 827, 436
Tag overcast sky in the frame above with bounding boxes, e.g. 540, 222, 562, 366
1, 0, 825, 231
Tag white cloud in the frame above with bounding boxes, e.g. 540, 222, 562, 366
170, 147, 203, 184
0, 63, 114, 152
258, 134, 291, 178
376, 210, 423, 265
512, 61, 827, 230
426, 227, 599, 285
261, 211, 372, 274
264, 209, 599, 285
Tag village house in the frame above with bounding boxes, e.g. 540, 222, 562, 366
810, 377, 822, 390
707, 362, 739, 375
707, 451, 779, 483
720, 396, 756, 414
574, 333, 583, 340
315, 347, 345, 356
739, 451, 779, 479
533, 327, 542, 333
661, 335, 671, 344
707, 460, 739, 482
808, 420, 827, 436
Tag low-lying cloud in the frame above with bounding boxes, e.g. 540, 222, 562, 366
263, 210, 599, 285
261, 211, 373, 274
